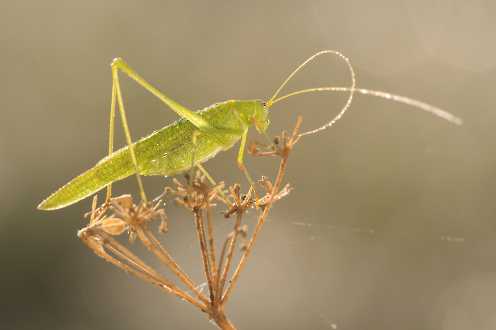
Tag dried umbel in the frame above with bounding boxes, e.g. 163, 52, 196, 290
80, 193, 168, 241
78, 118, 302, 330
168, 171, 225, 212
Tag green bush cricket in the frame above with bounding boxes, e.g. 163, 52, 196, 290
37, 50, 462, 211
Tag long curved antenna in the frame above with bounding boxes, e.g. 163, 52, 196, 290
267, 50, 356, 136
268, 50, 462, 138
271, 87, 463, 134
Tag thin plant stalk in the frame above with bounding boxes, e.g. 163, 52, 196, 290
136, 227, 209, 304
222, 117, 301, 305
194, 209, 216, 303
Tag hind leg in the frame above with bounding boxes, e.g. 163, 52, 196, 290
104, 64, 148, 203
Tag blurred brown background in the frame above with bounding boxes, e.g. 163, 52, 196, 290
2, 1, 495, 329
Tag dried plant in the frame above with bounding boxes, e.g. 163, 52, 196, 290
78, 117, 302, 329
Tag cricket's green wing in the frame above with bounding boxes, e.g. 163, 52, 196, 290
36, 120, 193, 211
37, 147, 136, 210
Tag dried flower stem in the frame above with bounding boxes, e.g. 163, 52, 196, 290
216, 232, 232, 300
136, 227, 209, 304
79, 229, 207, 312
211, 307, 236, 330
205, 205, 218, 297
222, 116, 302, 305
218, 212, 242, 298
194, 209, 216, 303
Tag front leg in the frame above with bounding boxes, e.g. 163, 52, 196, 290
236, 129, 257, 191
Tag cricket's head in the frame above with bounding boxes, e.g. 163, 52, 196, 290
253, 100, 270, 133
236, 100, 270, 134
